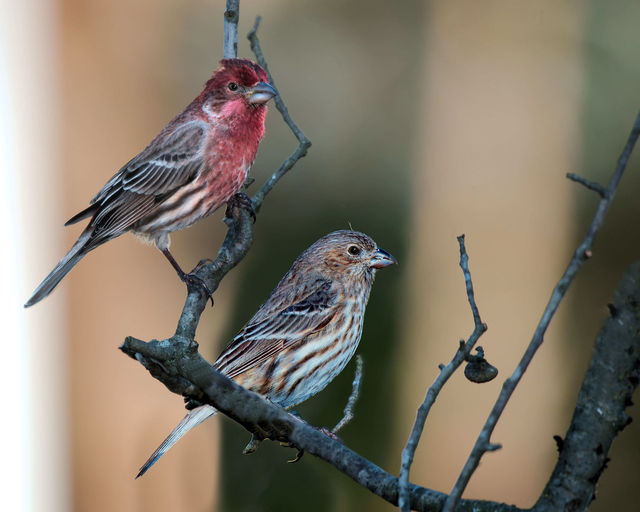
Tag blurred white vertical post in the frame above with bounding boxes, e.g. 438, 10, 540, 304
0, 0, 69, 511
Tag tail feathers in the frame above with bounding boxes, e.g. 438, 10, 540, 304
136, 405, 217, 478
24, 230, 92, 308
65, 204, 99, 226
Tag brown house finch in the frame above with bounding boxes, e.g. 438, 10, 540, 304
137, 230, 396, 477
25, 59, 276, 307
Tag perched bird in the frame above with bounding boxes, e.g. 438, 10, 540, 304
137, 230, 396, 477
25, 59, 276, 307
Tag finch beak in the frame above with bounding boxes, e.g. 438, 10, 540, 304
369, 248, 397, 269
247, 81, 277, 104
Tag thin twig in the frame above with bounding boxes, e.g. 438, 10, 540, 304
566, 172, 606, 198
223, 0, 239, 59
443, 111, 640, 512
248, 17, 312, 210
172, 15, 311, 341
333, 355, 364, 433
398, 235, 487, 511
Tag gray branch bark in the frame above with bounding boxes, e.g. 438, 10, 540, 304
223, 0, 239, 59
534, 262, 640, 512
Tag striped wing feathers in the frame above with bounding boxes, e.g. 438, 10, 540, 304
119, 121, 207, 196
65, 121, 209, 243
214, 279, 338, 379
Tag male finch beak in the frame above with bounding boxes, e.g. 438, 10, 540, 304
369, 248, 397, 269
247, 81, 277, 104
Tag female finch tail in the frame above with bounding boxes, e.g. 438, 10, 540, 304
136, 405, 217, 478
24, 230, 95, 308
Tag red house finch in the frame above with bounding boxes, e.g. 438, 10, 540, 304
25, 59, 276, 307
137, 230, 396, 477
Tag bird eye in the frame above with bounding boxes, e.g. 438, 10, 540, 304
228, 82, 239, 91
347, 245, 361, 256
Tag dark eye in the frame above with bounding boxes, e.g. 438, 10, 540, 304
347, 245, 361, 256
228, 82, 238, 91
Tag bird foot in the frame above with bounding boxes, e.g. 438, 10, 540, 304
243, 435, 263, 455
179, 269, 214, 306
278, 440, 304, 463
184, 398, 204, 410
286, 448, 305, 463
191, 258, 214, 273
226, 192, 256, 223
161, 248, 214, 306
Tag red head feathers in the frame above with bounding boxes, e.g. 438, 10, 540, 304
203, 58, 270, 93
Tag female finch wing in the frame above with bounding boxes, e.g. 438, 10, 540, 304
136, 279, 340, 477
214, 279, 339, 379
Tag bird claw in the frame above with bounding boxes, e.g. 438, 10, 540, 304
243, 435, 263, 455
184, 398, 204, 410
279, 441, 304, 463
180, 270, 214, 306
192, 258, 214, 273
287, 448, 305, 463
226, 192, 256, 223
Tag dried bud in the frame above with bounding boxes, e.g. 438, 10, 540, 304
464, 347, 498, 383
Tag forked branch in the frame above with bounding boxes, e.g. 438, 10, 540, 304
443, 111, 640, 512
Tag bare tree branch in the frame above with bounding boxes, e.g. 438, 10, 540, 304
333, 355, 364, 434
443, 110, 640, 512
534, 262, 640, 512
398, 235, 488, 511
566, 172, 606, 198
223, 0, 239, 59
248, 17, 312, 211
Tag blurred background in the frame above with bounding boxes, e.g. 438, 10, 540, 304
3, 0, 640, 510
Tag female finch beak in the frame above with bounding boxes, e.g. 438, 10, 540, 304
247, 81, 278, 104
369, 248, 397, 269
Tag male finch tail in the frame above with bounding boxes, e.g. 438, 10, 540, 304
24, 229, 94, 308
136, 230, 396, 477
25, 58, 276, 307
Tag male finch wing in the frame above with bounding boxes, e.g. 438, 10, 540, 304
101, 120, 207, 198
77, 121, 208, 236
23, 122, 207, 307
